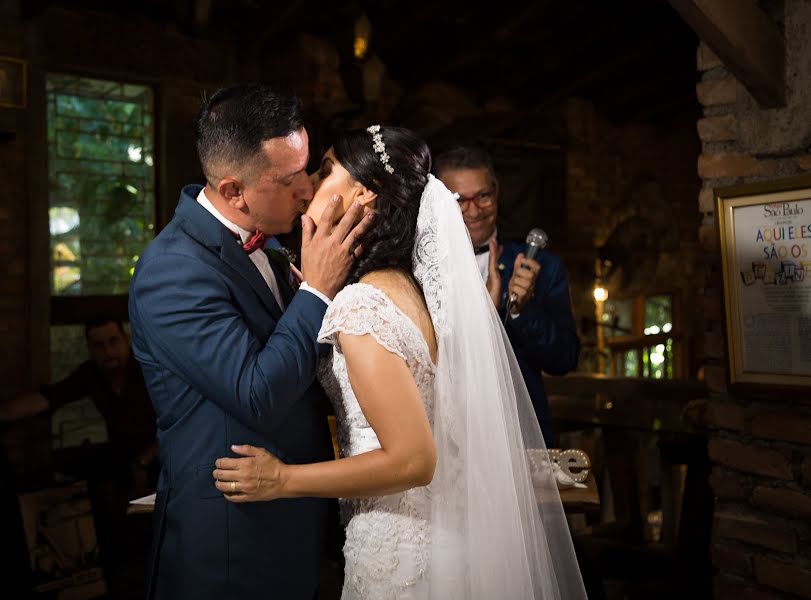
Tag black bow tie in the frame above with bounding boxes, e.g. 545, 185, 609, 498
474, 244, 490, 255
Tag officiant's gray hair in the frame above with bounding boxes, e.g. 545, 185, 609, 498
195, 85, 304, 184
433, 145, 496, 183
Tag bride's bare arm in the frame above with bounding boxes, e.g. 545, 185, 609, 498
212, 332, 436, 502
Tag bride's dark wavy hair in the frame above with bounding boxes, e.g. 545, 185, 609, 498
333, 126, 432, 285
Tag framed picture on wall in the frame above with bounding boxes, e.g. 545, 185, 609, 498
716, 174, 811, 388
0, 56, 27, 108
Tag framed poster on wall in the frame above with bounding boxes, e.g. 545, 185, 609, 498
716, 175, 811, 388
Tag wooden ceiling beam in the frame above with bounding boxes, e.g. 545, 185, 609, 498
669, 0, 785, 107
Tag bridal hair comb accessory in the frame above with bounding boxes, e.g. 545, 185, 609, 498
366, 125, 394, 174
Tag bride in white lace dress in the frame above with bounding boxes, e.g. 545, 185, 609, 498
213, 126, 586, 599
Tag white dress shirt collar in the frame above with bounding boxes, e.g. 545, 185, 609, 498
475, 229, 498, 283
195, 187, 253, 242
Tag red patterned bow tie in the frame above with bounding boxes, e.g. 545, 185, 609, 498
229, 229, 267, 255
242, 230, 267, 254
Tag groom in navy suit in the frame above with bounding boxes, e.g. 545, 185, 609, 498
129, 85, 372, 600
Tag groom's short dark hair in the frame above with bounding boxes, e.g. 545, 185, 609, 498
195, 85, 304, 184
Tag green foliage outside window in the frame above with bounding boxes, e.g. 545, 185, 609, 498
47, 74, 155, 295
604, 295, 676, 379
643, 295, 673, 379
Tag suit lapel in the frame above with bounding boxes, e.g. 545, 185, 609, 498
174, 187, 284, 321
219, 230, 284, 321
266, 250, 296, 307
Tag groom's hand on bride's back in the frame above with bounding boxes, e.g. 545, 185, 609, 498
300, 194, 375, 299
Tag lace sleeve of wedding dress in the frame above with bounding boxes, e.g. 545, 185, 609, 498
317, 283, 408, 362
415, 175, 587, 600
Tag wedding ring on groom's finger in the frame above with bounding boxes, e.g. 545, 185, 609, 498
230, 481, 236, 494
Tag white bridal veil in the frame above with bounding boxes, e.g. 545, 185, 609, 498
413, 174, 587, 599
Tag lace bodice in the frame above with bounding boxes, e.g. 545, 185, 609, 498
318, 283, 436, 445
317, 282, 436, 599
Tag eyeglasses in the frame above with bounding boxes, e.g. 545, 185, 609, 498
457, 188, 496, 208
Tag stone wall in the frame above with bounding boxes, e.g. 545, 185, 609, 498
692, 1, 811, 597
565, 98, 702, 373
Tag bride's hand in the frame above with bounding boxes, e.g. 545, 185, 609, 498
213, 445, 287, 503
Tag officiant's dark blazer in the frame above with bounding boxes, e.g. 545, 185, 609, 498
497, 241, 580, 447
129, 184, 333, 600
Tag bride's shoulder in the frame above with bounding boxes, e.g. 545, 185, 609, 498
329, 278, 389, 310
330, 270, 418, 315
357, 270, 413, 302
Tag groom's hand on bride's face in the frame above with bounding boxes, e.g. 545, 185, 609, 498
300, 194, 375, 299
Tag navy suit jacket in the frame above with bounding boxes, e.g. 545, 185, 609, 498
129, 185, 333, 600
497, 241, 580, 446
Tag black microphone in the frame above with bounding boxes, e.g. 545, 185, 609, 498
505, 228, 549, 322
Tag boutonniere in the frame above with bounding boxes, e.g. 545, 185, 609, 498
278, 247, 297, 266
264, 247, 302, 290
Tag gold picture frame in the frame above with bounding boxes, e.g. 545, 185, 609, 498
716, 174, 811, 389
0, 56, 27, 109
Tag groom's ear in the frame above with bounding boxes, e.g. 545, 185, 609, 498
218, 178, 246, 208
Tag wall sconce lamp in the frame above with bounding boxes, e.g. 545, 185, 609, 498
354, 13, 371, 60
593, 284, 608, 302
593, 258, 612, 302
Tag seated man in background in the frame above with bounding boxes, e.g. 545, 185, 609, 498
434, 146, 580, 448
0, 315, 157, 478
0, 316, 157, 596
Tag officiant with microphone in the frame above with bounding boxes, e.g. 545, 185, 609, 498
434, 145, 580, 446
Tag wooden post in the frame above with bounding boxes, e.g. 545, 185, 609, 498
669, 0, 786, 107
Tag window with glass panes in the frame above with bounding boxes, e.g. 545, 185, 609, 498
601, 293, 681, 379
46, 73, 155, 448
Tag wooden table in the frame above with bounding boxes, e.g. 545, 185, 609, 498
557, 473, 600, 513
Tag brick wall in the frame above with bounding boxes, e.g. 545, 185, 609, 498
0, 5, 36, 472
693, 1, 811, 597
0, 89, 28, 402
